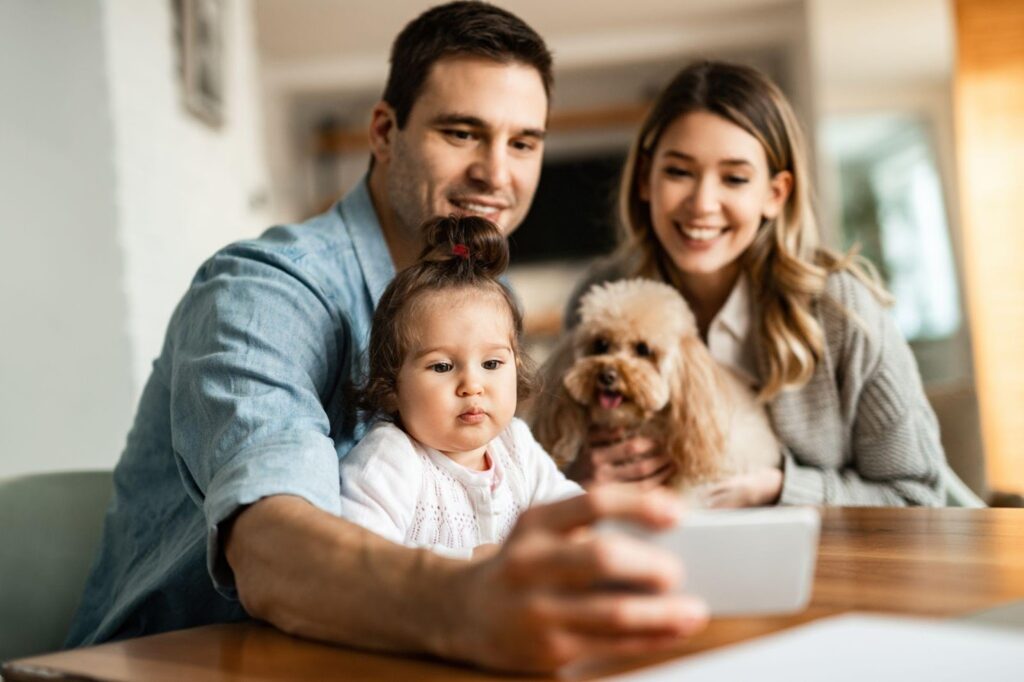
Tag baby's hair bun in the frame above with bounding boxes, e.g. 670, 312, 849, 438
418, 215, 509, 279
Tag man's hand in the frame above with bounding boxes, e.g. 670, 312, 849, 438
443, 487, 708, 672
704, 468, 783, 508
566, 427, 676, 490
226, 491, 706, 675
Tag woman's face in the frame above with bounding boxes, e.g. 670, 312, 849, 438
641, 110, 791, 288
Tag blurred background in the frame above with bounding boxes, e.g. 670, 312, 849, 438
1, 0, 1021, 504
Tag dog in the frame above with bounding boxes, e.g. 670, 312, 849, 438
530, 278, 780, 494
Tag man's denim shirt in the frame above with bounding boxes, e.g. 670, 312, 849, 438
65, 179, 395, 646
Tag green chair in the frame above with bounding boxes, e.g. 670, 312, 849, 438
0, 470, 113, 663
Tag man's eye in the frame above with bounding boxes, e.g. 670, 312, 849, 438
430, 362, 453, 373
482, 359, 503, 370
591, 338, 610, 355
511, 139, 538, 152
443, 129, 475, 142
635, 342, 652, 358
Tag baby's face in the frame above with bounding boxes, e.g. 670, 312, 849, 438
394, 290, 518, 467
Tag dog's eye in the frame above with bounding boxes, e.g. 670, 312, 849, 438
590, 338, 610, 355
635, 342, 653, 358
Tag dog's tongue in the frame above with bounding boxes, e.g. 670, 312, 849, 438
599, 391, 623, 410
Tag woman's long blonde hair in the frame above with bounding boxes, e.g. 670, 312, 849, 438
615, 60, 888, 400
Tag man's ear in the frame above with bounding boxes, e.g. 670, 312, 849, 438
368, 101, 398, 166
762, 169, 793, 219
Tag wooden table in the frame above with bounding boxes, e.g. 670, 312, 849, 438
5, 508, 1024, 681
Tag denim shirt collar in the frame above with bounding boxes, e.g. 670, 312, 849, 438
338, 176, 395, 307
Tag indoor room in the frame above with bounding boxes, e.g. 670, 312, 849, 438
2, 0, 1022, 678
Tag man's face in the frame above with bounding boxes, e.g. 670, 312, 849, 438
376, 56, 548, 243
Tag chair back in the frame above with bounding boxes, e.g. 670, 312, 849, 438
0, 470, 113, 662
926, 381, 989, 507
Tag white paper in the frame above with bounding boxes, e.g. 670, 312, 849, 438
603, 613, 1024, 681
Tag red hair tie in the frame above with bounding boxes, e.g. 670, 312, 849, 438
452, 243, 470, 260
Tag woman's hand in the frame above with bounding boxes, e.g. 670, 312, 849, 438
566, 427, 676, 491
704, 468, 783, 508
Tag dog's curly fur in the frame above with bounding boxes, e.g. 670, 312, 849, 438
530, 278, 779, 491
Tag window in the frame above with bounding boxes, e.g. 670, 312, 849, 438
822, 114, 960, 342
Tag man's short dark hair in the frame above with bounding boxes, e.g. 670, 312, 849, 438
382, 1, 553, 128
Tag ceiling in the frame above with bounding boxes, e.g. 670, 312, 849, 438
253, 0, 803, 94
254, 0, 794, 62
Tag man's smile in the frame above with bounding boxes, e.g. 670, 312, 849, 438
448, 195, 511, 220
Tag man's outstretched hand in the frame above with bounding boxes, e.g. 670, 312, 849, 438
444, 486, 708, 673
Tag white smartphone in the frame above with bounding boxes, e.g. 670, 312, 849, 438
598, 507, 820, 616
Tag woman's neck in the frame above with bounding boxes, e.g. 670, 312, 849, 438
669, 264, 741, 339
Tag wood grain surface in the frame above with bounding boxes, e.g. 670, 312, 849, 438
5, 508, 1024, 681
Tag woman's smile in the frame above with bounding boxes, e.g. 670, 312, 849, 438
676, 221, 731, 245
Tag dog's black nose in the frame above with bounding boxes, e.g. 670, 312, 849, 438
598, 368, 617, 387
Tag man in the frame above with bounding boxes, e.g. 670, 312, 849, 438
66, 2, 706, 672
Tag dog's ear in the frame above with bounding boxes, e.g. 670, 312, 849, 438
524, 336, 587, 470
663, 336, 726, 484
532, 386, 587, 470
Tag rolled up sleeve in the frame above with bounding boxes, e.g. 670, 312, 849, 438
166, 245, 350, 594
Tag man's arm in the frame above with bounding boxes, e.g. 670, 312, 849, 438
225, 487, 708, 673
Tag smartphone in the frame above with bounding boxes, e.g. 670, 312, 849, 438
598, 507, 820, 616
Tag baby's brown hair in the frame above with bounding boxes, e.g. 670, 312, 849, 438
357, 215, 535, 422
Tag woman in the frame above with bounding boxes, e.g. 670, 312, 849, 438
544, 60, 949, 507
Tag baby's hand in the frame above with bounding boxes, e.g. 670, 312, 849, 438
471, 543, 501, 560
704, 468, 783, 508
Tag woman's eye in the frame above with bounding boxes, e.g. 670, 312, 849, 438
482, 359, 503, 370
591, 338, 610, 355
725, 175, 750, 186
635, 342, 652, 357
665, 166, 693, 178
430, 362, 453, 373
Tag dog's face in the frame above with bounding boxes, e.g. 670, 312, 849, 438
563, 280, 698, 428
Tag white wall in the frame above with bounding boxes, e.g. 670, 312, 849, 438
0, 0, 134, 478
807, 0, 956, 246
0, 0, 273, 479
104, 0, 275, 395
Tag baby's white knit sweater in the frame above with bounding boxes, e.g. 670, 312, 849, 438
339, 418, 583, 559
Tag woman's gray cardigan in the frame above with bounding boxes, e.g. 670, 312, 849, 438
566, 268, 949, 507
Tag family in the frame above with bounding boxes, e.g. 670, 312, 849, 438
65, 1, 951, 673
